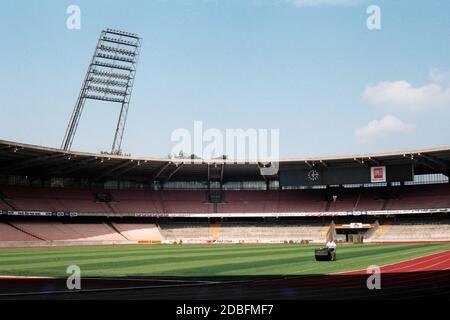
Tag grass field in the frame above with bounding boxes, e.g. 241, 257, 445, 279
0, 243, 449, 278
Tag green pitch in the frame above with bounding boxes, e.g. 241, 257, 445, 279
0, 243, 449, 278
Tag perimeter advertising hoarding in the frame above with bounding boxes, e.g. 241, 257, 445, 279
279, 164, 413, 187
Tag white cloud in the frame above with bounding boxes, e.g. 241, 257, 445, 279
362, 80, 450, 111
429, 68, 450, 83
355, 115, 415, 144
290, 0, 361, 7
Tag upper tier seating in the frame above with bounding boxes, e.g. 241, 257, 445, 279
356, 188, 386, 211
385, 185, 450, 210
109, 189, 163, 213
328, 190, 358, 212
0, 186, 111, 213
0, 199, 12, 210
218, 190, 327, 213
0, 184, 449, 214
162, 191, 214, 214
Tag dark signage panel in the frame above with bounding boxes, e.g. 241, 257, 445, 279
279, 164, 413, 187
386, 164, 414, 182
323, 166, 369, 185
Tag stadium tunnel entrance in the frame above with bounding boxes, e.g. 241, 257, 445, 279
335, 226, 372, 243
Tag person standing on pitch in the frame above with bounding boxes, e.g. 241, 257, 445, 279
326, 239, 337, 261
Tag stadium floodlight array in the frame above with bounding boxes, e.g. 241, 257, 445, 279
86, 85, 128, 96
105, 28, 139, 39
83, 95, 126, 103
88, 77, 129, 87
101, 36, 139, 47
61, 29, 142, 155
91, 70, 131, 80
91, 60, 134, 71
99, 45, 136, 57
96, 53, 135, 63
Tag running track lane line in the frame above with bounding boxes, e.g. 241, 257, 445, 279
381, 250, 450, 273
341, 250, 450, 275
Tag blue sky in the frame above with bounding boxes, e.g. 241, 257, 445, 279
0, 0, 449, 158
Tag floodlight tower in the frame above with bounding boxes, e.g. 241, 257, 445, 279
61, 29, 142, 155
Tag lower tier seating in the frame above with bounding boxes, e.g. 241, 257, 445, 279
370, 219, 450, 242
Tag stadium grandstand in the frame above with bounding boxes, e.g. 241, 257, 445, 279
1, 139, 449, 246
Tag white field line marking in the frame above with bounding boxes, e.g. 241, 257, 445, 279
381, 250, 450, 272
398, 256, 450, 272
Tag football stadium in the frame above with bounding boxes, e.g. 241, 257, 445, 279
1, 1, 450, 304
1, 139, 450, 299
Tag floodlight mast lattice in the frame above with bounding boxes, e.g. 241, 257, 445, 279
61, 29, 141, 155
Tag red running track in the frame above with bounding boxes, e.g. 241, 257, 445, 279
345, 250, 450, 275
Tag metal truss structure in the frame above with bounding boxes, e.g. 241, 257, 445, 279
61, 29, 141, 155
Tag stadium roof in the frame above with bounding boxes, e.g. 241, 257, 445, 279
0, 140, 449, 183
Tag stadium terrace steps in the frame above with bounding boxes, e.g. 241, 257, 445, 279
162, 191, 214, 214
320, 224, 330, 242
328, 198, 356, 212
371, 223, 391, 241
218, 222, 325, 242
373, 220, 450, 242
112, 222, 162, 241
158, 221, 326, 243
0, 198, 14, 211
0, 222, 41, 241
158, 222, 212, 242
327, 189, 359, 212
108, 189, 163, 213
357, 196, 385, 211
8, 222, 125, 241
0, 221, 163, 243
210, 223, 221, 241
